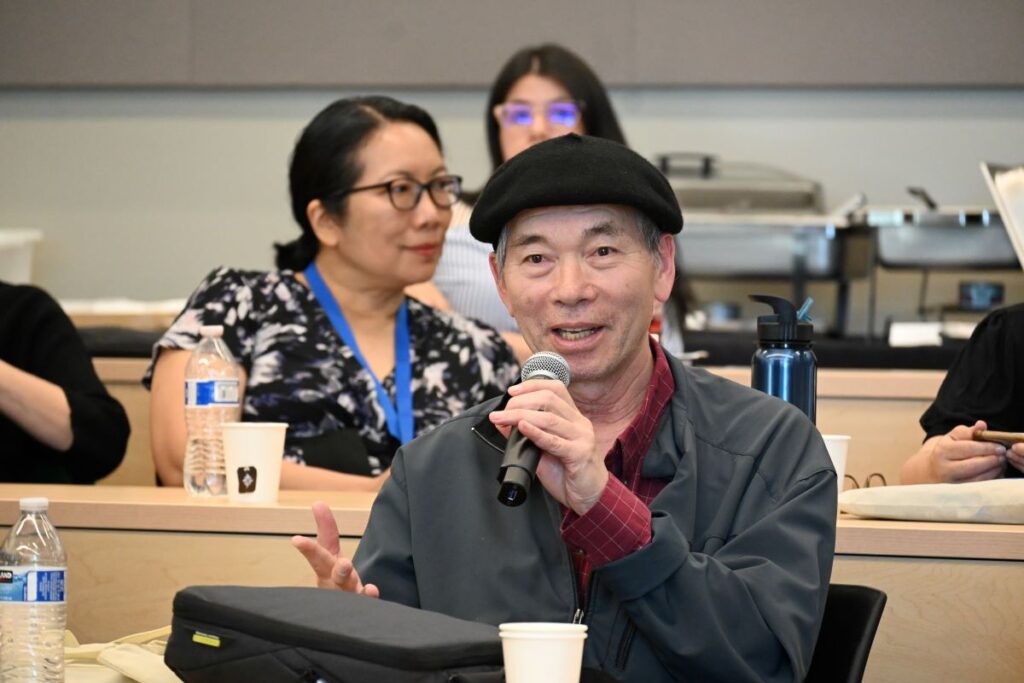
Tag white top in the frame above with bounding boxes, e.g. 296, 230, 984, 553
433, 202, 519, 333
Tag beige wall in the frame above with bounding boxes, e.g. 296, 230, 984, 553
1, 88, 1023, 334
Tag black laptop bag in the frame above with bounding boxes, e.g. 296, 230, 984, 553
165, 585, 504, 683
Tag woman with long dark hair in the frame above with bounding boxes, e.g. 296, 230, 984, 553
408, 44, 690, 359
147, 96, 518, 491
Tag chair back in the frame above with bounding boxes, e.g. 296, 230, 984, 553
805, 583, 887, 683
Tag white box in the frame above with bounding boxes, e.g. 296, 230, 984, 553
0, 229, 42, 283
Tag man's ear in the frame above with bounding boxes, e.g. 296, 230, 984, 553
489, 251, 515, 316
307, 199, 340, 247
653, 233, 676, 305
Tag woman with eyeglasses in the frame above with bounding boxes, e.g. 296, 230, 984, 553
407, 44, 691, 360
146, 96, 519, 491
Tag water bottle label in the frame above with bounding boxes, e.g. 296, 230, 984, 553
186, 379, 240, 407
0, 567, 66, 603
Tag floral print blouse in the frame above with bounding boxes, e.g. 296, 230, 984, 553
144, 267, 519, 475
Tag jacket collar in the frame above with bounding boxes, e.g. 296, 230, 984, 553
471, 389, 513, 455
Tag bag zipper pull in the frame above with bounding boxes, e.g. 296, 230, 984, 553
572, 608, 584, 624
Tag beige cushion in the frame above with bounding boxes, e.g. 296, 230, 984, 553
839, 479, 1024, 524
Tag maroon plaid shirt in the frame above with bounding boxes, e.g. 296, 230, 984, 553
560, 339, 675, 603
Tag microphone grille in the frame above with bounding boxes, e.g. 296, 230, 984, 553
520, 351, 571, 387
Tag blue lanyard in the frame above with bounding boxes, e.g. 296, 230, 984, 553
304, 263, 415, 445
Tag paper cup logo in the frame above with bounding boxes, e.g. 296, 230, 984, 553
237, 466, 258, 493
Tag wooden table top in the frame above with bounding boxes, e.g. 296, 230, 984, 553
836, 513, 1024, 561
2, 485, 1021, 560
0, 484, 374, 536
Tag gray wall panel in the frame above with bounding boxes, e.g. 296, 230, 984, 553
1, 0, 1022, 87
189, 0, 634, 86
634, 0, 1024, 86
0, 0, 191, 85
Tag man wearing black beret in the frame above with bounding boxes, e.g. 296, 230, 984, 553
297, 134, 837, 682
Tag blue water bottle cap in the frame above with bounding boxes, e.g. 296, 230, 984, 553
750, 294, 814, 343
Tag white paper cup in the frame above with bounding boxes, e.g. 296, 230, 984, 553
221, 422, 287, 504
499, 623, 587, 683
822, 434, 850, 494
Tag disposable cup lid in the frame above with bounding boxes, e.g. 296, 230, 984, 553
499, 623, 587, 633
19, 497, 49, 512
499, 632, 588, 640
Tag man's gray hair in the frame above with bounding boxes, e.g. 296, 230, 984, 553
493, 207, 663, 272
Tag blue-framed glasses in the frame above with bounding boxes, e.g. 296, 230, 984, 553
330, 175, 462, 211
493, 100, 584, 129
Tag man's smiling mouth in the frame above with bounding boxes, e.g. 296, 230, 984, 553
555, 327, 599, 341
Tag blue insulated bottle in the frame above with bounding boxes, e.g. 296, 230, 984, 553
750, 294, 817, 424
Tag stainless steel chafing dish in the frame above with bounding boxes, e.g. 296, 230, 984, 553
660, 153, 867, 280
855, 186, 1016, 269
659, 153, 824, 214
677, 212, 853, 278
674, 210, 871, 337
858, 204, 1016, 269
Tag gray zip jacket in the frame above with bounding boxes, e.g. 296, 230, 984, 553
354, 353, 836, 682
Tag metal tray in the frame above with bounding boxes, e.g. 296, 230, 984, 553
677, 213, 846, 277
859, 206, 1016, 269
658, 153, 825, 213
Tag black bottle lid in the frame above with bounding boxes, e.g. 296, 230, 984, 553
750, 294, 814, 344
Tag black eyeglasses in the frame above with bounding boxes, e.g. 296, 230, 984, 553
331, 175, 462, 211
493, 100, 584, 129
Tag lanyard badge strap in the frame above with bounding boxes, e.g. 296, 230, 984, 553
304, 264, 414, 444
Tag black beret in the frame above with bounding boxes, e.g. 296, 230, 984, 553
469, 133, 683, 246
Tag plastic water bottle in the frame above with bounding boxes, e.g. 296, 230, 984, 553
184, 324, 242, 496
0, 497, 67, 682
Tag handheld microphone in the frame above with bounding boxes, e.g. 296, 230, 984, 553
497, 351, 571, 507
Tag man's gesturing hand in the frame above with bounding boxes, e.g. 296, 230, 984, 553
291, 501, 380, 597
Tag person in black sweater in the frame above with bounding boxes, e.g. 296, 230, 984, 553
901, 303, 1024, 483
0, 281, 130, 483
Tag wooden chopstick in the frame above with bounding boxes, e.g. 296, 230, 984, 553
973, 430, 1024, 444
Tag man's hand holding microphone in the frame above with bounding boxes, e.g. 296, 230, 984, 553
292, 351, 608, 592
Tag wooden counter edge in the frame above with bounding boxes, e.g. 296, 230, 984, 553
7, 488, 1021, 561
0, 485, 374, 537
94, 359, 946, 400
837, 516, 1024, 561
707, 366, 943, 400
